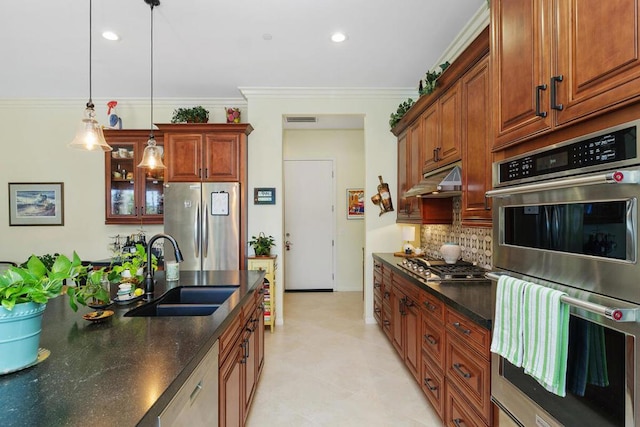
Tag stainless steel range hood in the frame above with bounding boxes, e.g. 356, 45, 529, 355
404, 162, 462, 198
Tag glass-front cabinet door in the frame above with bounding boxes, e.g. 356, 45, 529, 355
104, 130, 164, 225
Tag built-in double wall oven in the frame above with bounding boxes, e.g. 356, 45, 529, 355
487, 120, 640, 427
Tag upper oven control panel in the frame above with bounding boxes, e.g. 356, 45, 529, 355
495, 121, 638, 186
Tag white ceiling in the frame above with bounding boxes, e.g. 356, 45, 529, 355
1, 0, 485, 100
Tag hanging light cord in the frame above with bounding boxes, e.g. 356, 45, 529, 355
149, 1, 156, 141
87, 0, 94, 110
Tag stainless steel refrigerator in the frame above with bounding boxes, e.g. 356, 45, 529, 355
163, 182, 240, 271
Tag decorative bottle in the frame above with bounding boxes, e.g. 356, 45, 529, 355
377, 175, 394, 213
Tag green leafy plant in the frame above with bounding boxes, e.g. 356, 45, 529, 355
389, 98, 415, 129
419, 61, 451, 96
66, 267, 110, 311
170, 106, 210, 123
109, 244, 157, 286
249, 232, 276, 256
20, 253, 59, 270
0, 252, 86, 311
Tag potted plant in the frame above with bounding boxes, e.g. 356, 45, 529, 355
171, 106, 210, 124
67, 267, 111, 310
109, 244, 157, 289
0, 252, 87, 373
249, 232, 276, 256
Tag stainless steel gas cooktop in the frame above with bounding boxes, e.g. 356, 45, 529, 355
397, 258, 486, 283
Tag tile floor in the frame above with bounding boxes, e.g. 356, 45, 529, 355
246, 291, 442, 426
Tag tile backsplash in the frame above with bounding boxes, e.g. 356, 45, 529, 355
419, 197, 493, 269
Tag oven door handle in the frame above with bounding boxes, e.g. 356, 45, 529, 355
486, 272, 639, 322
486, 169, 640, 198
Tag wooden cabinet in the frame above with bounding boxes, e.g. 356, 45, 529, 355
492, 0, 640, 149
159, 341, 219, 426
390, 274, 420, 382
461, 55, 492, 226
423, 82, 462, 172
161, 124, 252, 183
373, 260, 384, 326
247, 256, 277, 333
397, 120, 423, 223
444, 306, 491, 426
372, 256, 493, 426
218, 287, 264, 427
103, 130, 164, 225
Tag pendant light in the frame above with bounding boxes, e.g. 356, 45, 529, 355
138, 0, 165, 170
69, 0, 112, 152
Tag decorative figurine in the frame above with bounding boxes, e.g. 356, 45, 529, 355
226, 107, 241, 123
107, 100, 122, 129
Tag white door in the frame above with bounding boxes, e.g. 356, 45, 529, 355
284, 160, 335, 290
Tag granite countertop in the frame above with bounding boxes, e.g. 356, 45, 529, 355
1, 269, 264, 427
373, 253, 493, 329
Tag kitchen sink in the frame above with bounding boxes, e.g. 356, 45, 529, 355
125, 286, 239, 317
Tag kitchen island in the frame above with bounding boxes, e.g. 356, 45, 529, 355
1, 270, 264, 427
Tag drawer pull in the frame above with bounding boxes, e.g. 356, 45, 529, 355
453, 418, 466, 427
404, 298, 415, 308
423, 378, 437, 391
190, 381, 203, 403
383, 320, 391, 326
424, 334, 437, 345
453, 363, 472, 379
452, 322, 471, 335
374, 307, 381, 314
424, 301, 437, 312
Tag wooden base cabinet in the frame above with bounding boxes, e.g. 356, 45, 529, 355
219, 288, 264, 427
391, 274, 420, 382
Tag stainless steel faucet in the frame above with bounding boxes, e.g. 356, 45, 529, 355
145, 233, 184, 297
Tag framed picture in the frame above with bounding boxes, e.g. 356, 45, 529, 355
8, 182, 65, 226
346, 188, 364, 219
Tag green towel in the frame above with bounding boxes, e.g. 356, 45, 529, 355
490, 275, 530, 367
522, 284, 570, 397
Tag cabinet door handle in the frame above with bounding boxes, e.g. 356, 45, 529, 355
405, 298, 415, 308
240, 341, 247, 364
205, 168, 209, 179
452, 322, 471, 335
198, 168, 202, 178
484, 195, 491, 211
453, 418, 466, 427
551, 75, 564, 111
535, 84, 548, 117
453, 363, 472, 379
424, 334, 437, 345
433, 148, 438, 162
384, 291, 390, 300
140, 206, 145, 216
423, 378, 437, 391
189, 381, 203, 403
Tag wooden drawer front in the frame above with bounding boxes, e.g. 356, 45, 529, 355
392, 275, 420, 303
421, 353, 445, 419
421, 315, 445, 370
373, 271, 383, 298
445, 380, 488, 427
219, 314, 242, 365
248, 259, 273, 274
373, 295, 383, 326
374, 260, 383, 274
445, 335, 491, 423
445, 307, 490, 358
382, 305, 392, 340
421, 291, 444, 322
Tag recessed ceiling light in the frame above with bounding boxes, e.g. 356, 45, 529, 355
331, 32, 347, 43
262, 33, 273, 41
102, 31, 120, 41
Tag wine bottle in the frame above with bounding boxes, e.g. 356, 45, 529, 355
377, 175, 394, 213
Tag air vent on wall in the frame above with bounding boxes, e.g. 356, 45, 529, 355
286, 116, 317, 123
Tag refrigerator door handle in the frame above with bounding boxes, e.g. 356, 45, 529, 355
203, 203, 209, 258
195, 202, 201, 258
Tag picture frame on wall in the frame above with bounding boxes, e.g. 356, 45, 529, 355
346, 188, 364, 220
8, 182, 65, 226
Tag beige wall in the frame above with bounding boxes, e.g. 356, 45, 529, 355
283, 128, 365, 292
0, 99, 245, 264
243, 88, 415, 324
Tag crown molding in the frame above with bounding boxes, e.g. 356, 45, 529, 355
432, 2, 490, 69
239, 87, 417, 100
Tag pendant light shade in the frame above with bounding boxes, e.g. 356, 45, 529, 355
138, 0, 165, 169
69, 0, 112, 152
